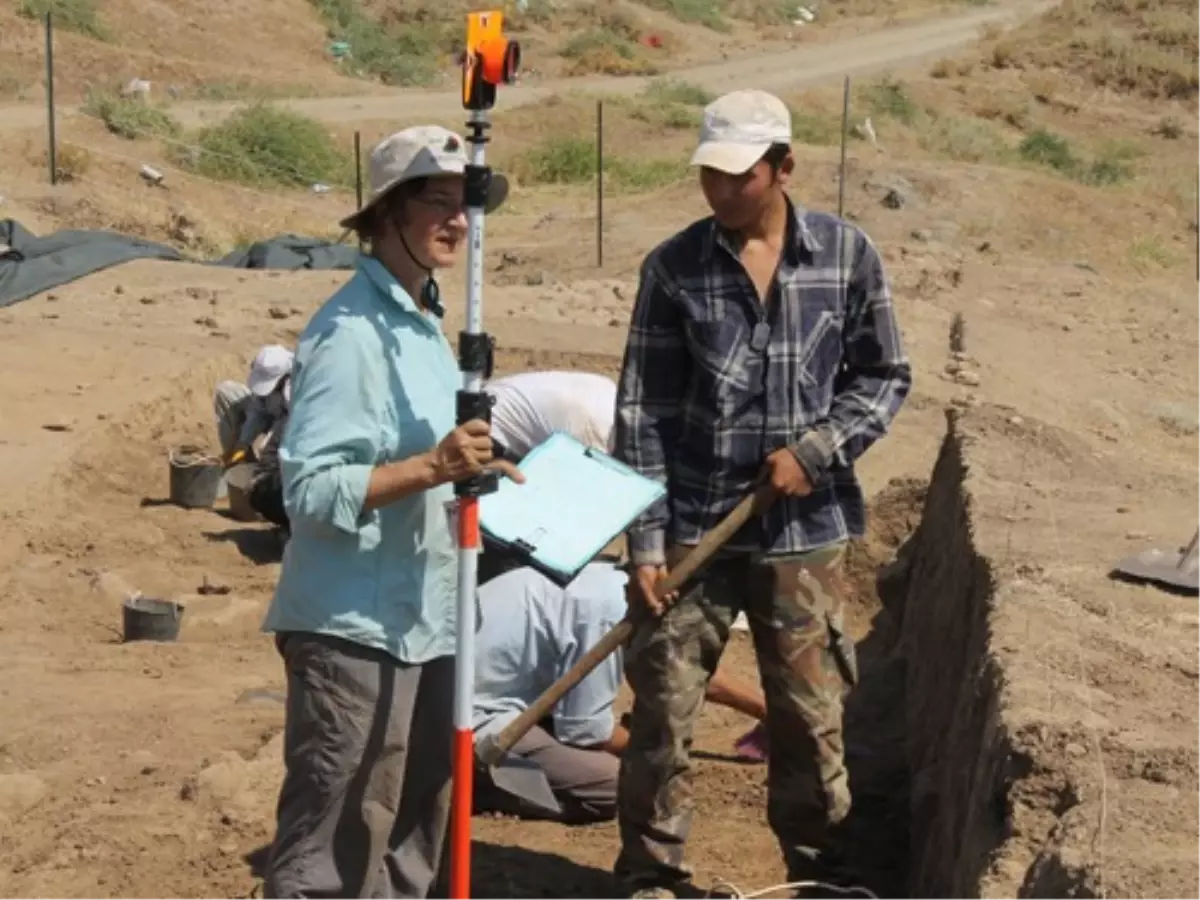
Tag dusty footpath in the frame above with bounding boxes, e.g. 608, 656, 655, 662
0, 163, 1197, 897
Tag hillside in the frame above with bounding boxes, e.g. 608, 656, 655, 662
0, 0, 964, 103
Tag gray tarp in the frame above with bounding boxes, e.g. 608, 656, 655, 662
0, 219, 358, 309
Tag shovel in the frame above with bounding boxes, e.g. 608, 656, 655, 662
477, 486, 774, 781
1111, 527, 1199, 594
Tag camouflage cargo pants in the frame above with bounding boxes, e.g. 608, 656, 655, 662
614, 543, 858, 892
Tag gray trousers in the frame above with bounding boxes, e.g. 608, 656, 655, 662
214, 380, 251, 457
474, 724, 618, 825
265, 633, 454, 899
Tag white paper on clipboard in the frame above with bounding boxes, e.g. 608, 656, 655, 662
479, 432, 666, 583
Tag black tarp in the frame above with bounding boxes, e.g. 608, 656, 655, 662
0, 219, 358, 309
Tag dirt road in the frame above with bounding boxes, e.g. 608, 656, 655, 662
0, 2, 1048, 132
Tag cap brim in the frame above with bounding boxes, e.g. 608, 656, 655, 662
339, 172, 510, 231
690, 141, 770, 175
248, 374, 284, 397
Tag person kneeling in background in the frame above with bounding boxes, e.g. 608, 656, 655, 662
213, 344, 294, 530
472, 558, 768, 825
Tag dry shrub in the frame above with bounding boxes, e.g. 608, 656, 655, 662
974, 93, 1032, 130
930, 58, 956, 79
53, 143, 92, 182
994, 0, 1199, 99
561, 29, 659, 76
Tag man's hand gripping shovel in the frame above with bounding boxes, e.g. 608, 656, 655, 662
475, 484, 777, 814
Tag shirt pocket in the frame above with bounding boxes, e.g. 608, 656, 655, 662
795, 309, 844, 392
684, 316, 758, 397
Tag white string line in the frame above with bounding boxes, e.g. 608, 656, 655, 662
709, 877, 879, 899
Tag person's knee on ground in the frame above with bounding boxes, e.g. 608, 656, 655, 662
473, 725, 618, 825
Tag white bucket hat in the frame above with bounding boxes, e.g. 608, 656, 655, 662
247, 344, 294, 397
340, 125, 509, 230
690, 89, 793, 175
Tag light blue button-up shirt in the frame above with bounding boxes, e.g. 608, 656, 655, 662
262, 256, 461, 664
473, 563, 628, 748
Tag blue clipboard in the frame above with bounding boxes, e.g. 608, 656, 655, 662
479, 432, 666, 586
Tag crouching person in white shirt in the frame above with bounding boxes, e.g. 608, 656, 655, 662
473, 560, 767, 824
485, 369, 617, 462
480, 370, 618, 584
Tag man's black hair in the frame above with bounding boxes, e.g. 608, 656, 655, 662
761, 142, 792, 173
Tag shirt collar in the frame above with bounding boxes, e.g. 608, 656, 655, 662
358, 255, 427, 320
703, 195, 823, 266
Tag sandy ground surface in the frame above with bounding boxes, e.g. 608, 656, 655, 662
0, 3, 1197, 897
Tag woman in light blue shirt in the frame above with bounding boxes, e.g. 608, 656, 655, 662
261, 126, 520, 899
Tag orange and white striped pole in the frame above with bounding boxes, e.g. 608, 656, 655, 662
450, 14, 520, 899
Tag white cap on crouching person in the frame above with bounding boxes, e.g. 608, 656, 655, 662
690, 89, 793, 175
339, 125, 510, 231
247, 344, 295, 397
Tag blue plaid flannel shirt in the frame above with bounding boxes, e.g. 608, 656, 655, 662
613, 199, 912, 565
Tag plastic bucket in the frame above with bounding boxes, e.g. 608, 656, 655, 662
224, 462, 261, 522
169, 444, 223, 509
122, 597, 183, 642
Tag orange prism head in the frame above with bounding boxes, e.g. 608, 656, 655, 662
462, 10, 521, 110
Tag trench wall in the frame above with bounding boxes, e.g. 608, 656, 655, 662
893, 410, 1013, 897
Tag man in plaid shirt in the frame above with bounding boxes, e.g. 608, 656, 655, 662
612, 89, 911, 898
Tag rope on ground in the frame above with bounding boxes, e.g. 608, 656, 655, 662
707, 878, 879, 899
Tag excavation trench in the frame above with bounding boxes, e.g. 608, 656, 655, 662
5, 348, 1022, 899
800, 409, 1021, 899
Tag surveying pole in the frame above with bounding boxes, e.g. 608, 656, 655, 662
450, 12, 520, 900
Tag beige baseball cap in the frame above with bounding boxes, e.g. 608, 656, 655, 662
340, 125, 509, 230
690, 89, 793, 175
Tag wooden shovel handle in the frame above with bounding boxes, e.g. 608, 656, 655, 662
489, 487, 772, 759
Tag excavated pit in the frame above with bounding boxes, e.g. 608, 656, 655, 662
881, 410, 1011, 898
8, 351, 1058, 899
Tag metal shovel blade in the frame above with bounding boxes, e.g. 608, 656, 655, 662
1111, 529, 1199, 594
484, 748, 563, 819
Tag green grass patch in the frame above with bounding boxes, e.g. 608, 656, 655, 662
514, 136, 595, 185
791, 109, 841, 146
609, 156, 689, 190
18, 0, 106, 39
1018, 128, 1137, 185
1127, 235, 1178, 272
643, 0, 729, 30
178, 103, 353, 189
513, 135, 688, 191
726, 0, 798, 26
642, 79, 715, 107
861, 76, 923, 125
82, 88, 181, 140
308, 0, 446, 86
920, 115, 1011, 163
630, 79, 713, 129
